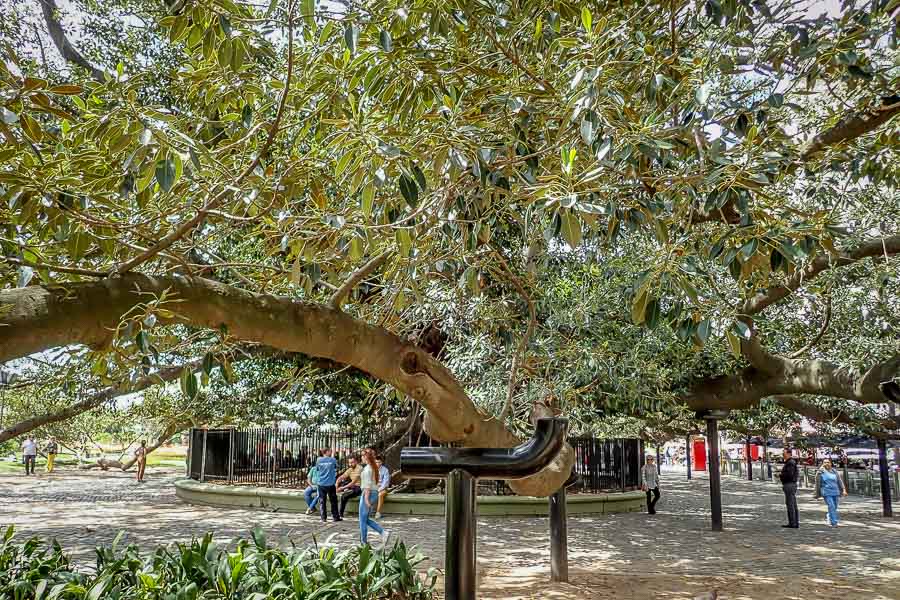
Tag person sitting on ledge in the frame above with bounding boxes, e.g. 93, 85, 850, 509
337, 454, 363, 518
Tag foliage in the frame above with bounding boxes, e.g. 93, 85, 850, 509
0, 525, 436, 600
0, 0, 898, 443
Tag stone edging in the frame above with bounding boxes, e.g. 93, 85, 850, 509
174, 479, 645, 516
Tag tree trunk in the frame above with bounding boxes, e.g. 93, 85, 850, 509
0, 274, 573, 496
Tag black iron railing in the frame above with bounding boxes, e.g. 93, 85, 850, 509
189, 427, 374, 488
188, 427, 642, 493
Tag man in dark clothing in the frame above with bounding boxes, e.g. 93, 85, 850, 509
779, 449, 800, 528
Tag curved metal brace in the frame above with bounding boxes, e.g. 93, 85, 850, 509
400, 417, 568, 480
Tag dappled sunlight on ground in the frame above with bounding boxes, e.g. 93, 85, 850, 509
1, 467, 897, 598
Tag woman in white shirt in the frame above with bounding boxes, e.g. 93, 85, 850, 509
359, 448, 391, 547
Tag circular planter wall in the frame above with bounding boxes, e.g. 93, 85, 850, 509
175, 479, 645, 516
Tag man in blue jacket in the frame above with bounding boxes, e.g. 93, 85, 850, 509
316, 448, 342, 522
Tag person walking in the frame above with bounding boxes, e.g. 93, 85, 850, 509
641, 455, 661, 514
316, 448, 341, 522
135, 440, 148, 482
814, 458, 847, 527
44, 437, 59, 473
375, 457, 391, 519
304, 453, 322, 514
780, 448, 800, 528
358, 448, 390, 547
337, 455, 363, 518
22, 435, 37, 475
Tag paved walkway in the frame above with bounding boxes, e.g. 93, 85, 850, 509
1, 468, 897, 599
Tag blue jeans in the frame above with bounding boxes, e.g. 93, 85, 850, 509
359, 490, 384, 544
824, 495, 840, 525
304, 486, 318, 509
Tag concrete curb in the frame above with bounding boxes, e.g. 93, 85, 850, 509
174, 479, 645, 516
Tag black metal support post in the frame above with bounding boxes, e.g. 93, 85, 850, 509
656, 445, 661, 475
401, 418, 568, 600
549, 487, 569, 583
763, 435, 770, 481
200, 429, 208, 482
745, 436, 752, 481
686, 435, 692, 480
877, 439, 893, 518
227, 428, 235, 484
446, 469, 477, 600
706, 418, 723, 531
186, 429, 193, 477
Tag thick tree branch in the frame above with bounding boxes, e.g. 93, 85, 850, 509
742, 234, 900, 315
774, 395, 900, 439
37, 0, 106, 82
328, 251, 391, 308
0, 274, 572, 496
683, 353, 900, 413
800, 96, 900, 161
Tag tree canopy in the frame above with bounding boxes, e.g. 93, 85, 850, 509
1, 0, 898, 495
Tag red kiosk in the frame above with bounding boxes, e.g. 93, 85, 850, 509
692, 438, 707, 471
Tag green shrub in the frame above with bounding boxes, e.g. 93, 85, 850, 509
0, 525, 437, 600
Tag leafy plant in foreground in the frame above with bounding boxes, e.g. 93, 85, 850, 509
0, 525, 437, 600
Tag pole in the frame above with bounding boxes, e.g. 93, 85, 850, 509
655, 445, 661, 475
200, 429, 208, 483
227, 428, 235, 484
186, 428, 194, 478
877, 439, 893, 517
445, 469, 477, 600
746, 436, 753, 481
549, 487, 569, 583
763, 434, 770, 481
686, 435, 692, 480
706, 418, 723, 531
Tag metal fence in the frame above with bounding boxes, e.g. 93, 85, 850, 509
571, 437, 643, 492
189, 428, 374, 488
723, 459, 900, 500
188, 427, 642, 494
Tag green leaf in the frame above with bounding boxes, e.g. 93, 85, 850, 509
344, 24, 358, 54
398, 174, 418, 207
335, 152, 353, 178
560, 211, 582, 248
631, 290, 650, 325
361, 183, 375, 216
695, 318, 711, 343
180, 367, 199, 400
726, 330, 742, 357
379, 30, 392, 52
16, 265, 33, 288
302, 0, 316, 30
156, 158, 176, 192
732, 320, 751, 339
581, 6, 592, 33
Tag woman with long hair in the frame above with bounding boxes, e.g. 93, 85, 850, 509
814, 458, 847, 527
359, 448, 391, 547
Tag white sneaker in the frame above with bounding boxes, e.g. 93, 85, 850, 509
375, 512, 382, 519
380, 529, 392, 550
306, 508, 313, 515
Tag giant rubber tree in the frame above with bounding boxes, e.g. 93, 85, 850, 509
1, 0, 899, 495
